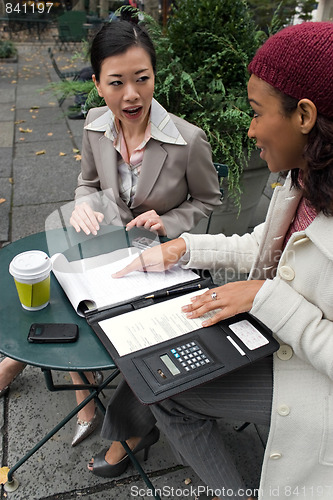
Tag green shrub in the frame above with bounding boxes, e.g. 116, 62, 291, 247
0, 40, 17, 59
149, 0, 264, 202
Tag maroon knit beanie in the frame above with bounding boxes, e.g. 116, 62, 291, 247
248, 22, 333, 118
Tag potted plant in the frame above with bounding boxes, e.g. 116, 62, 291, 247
0, 40, 17, 62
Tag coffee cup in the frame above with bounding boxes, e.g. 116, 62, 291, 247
9, 250, 52, 311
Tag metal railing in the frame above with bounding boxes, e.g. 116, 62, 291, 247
0, 17, 57, 42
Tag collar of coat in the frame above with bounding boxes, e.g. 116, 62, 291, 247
84, 98, 187, 146
306, 212, 333, 261
274, 174, 333, 261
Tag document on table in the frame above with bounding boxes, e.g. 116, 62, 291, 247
51, 248, 199, 316
98, 289, 218, 356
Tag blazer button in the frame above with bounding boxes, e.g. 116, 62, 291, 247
270, 452, 282, 460
277, 344, 293, 361
293, 235, 310, 246
278, 404, 290, 416
279, 265, 295, 281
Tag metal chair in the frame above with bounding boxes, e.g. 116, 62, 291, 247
48, 47, 80, 106
205, 163, 228, 233
53, 10, 87, 51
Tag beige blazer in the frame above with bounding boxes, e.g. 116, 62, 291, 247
75, 106, 221, 238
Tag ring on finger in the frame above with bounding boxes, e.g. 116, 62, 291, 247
211, 292, 217, 301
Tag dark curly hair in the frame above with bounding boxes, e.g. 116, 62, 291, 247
275, 91, 333, 215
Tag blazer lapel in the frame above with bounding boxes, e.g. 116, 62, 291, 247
98, 135, 132, 218
99, 135, 119, 196
131, 140, 167, 209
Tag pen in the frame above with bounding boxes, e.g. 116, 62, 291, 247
144, 283, 203, 300
89, 303, 134, 323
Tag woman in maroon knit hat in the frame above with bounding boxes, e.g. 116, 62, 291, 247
89, 22, 333, 500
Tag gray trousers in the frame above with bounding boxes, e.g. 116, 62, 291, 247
101, 356, 273, 499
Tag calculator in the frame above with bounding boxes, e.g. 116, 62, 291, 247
166, 341, 212, 374
138, 338, 218, 390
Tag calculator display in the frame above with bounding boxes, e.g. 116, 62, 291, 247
160, 354, 181, 376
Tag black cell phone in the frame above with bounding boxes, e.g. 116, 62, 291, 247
28, 323, 79, 343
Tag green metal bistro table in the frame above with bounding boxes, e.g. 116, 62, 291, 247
0, 227, 162, 498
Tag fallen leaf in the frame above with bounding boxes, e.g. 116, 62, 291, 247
9, 178, 13, 184
11, 80, 16, 84
32, 115, 37, 119
184, 478, 192, 485
0, 198, 6, 204
72, 148, 80, 153
14, 120, 25, 124
19, 127, 33, 133
0, 466, 10, 485
35, 150, 46, 155
74, 154, 82, 161
30, 106, 40, 110
19, 138, 25, 141
59, 152, 66, 156
47, 132, 53, 136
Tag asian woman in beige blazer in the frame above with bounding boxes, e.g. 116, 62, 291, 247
74, 102, 222, 239
69, 19, 221, 240
67, 15, 221, 448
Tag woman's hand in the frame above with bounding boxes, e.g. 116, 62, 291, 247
70, 202, 104, 236
126, 210, 167, 236
182, 280, 265, 326
113, 238, 187, 276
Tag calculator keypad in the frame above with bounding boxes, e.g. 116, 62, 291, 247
170, 341, 211, 372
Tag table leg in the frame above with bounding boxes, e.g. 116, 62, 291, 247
43, 369, 108, 413
74, 373, 162, 500
6, 369, 162, 500
121, 440, 162, 500
6, 370, 119, 485
76, 370, 108, 414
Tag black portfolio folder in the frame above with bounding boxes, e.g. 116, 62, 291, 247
48, 224, 279, 404
85, 273, 279, 404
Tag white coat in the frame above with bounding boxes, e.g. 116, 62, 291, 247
182, 174, 333, 500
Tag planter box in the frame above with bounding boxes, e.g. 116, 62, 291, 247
0, 57, 18, 63
192, 151, 270, 236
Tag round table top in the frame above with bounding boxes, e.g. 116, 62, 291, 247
0, 228, 139, 371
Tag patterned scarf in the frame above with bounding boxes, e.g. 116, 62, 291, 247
283, 174, 317, 246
